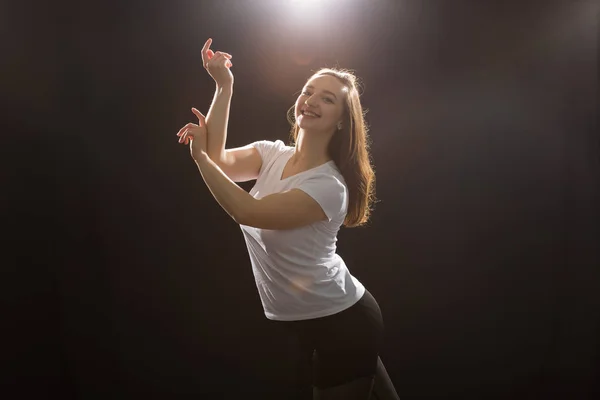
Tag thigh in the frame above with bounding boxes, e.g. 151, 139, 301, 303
312, 290, 385, 389
270, 319, 317, 399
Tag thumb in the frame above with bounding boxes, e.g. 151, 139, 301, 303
191, 107, 206, 124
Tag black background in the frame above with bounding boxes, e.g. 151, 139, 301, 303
3, 0, 599, 398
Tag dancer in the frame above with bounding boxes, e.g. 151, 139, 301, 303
177, 38, 400, 400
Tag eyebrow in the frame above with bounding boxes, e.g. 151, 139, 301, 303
306, 85, 337, 99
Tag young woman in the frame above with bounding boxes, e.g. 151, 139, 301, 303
177, 38, 400, 400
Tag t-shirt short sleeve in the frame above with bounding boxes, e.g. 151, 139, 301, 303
296, 173, 348, 222
251, 140, 287, 175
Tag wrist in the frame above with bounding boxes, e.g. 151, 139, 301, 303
215, 82, 233, 94
194, 150, 210, 164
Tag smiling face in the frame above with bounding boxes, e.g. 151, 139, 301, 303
294, 74, 347, 134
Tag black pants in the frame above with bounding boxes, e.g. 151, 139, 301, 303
271, 289, 399, 398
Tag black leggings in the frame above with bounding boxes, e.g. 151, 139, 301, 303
272, 289, 385, 390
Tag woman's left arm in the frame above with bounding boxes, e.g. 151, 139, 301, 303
193, 152, 254, 224
194, 154, 326, 229
179, 109, 325, 229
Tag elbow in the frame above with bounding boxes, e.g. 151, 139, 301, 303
206, 153, 228, 173
215, 151, 231, 167
232, 213, 246, 226
206, 151, 224, 164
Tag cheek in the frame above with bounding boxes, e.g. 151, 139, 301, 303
325, 105, 344, 121
335, 106, 346, 121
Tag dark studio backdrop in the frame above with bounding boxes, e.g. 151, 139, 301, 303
3, 0, 599, 399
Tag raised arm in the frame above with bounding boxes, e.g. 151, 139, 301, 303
206, 85, 232, 163
201, 38, 261, 182
202, 38, 233, 164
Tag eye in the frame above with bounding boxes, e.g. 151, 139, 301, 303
301, 91, 334, 104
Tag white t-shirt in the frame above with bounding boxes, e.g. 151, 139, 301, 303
239, 139, 366, 321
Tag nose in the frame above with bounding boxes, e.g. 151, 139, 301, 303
304, 95, 317, 107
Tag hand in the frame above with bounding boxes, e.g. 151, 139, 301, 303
177, 108, 208, 160
201, 38, 234, 87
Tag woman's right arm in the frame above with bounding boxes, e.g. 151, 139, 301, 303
205, 82, 233, 165
202, 39, 261, 182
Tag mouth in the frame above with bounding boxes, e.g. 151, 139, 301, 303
300, 109, 320, 118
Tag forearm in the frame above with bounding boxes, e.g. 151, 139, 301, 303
194, 152, 253, 224
205, 83, 233, 162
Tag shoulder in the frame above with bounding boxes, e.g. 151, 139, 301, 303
296, 169, 348, 221
250, 139, 293, 176
250, 139, 291, 158
316, 163, 348, 196
306, 170, 348, 199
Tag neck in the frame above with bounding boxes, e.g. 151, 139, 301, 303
292, 129, 333, 167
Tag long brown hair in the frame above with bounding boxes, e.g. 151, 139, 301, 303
287, 68, 376, 228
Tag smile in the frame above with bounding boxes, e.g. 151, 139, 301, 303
301, 110, 320, 117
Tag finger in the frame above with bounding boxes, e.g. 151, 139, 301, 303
204, 49, 215, 68
177, 123, 197, 137
192, 107, 206, 123
179, 128, 187, 143
177, 122, 195, 136
226, 60, 233, 68
178, 128, 188, 142
215, 51, 232, 59
202, 38, 212, 52
219, 57, 230, 68
180, 128, 195, 144
191, 107, 204, 121
208, 52, 225, 67
201, 38, 212, 64
184, 132, 194, 146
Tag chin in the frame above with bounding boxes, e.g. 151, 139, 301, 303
298, 115, 324, 127
298, 119, 318, 130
